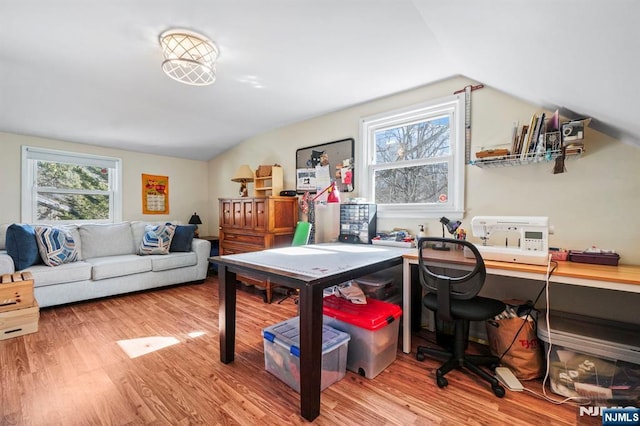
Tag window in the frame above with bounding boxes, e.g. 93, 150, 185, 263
358, 94, 465, 219
22, 146, 122, 223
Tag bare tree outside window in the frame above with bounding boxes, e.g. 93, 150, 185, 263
373, 117, 450, 204
360, 94, 465, 218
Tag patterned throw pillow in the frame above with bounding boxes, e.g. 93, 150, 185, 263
34, 226, 79, 267
139, 224, 176, 255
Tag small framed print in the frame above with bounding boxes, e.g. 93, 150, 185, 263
142, 173, 169, 214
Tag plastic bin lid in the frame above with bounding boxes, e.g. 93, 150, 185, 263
261, 316, 350, 358
537, 310, 640, 364
354, 270, 395, 287
322, 295, 402, 331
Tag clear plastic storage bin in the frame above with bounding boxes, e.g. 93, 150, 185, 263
323, 295, 402, 379
537, 310, 640, 405
262, 317, 350, 392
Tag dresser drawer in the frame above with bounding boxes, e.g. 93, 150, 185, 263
221, 240, 265, 254
222, 232, 265, 246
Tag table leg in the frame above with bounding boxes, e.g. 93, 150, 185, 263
219, 265, 237, 364
402, 258, 412, 354
297, 283, 324, 421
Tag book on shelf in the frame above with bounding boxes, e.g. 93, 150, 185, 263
520, 113, 538, 159
530, 112, 546, 155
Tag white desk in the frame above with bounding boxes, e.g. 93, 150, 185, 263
401, 248, 640, 354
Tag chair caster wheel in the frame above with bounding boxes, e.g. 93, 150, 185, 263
436, 375, 448, 388
358, 368, 366, 377
416, 352, 425, 362
492, 384, 506, 398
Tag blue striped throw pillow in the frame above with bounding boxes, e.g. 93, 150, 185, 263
139, 224, 176, 255
35, 226, 78, 267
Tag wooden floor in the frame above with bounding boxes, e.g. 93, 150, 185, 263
0, 276, 592, 425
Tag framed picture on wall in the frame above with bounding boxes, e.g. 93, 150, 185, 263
142, 173, 169, 214
295, 138, 354, 193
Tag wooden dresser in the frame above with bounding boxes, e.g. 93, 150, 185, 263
219, 196, 298, 302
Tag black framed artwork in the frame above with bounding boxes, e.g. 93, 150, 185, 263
295, 138, 354, 193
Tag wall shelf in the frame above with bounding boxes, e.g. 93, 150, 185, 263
254, 165, 284, 197
470, 147, 583, 168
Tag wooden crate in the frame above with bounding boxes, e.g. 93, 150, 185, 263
0, 271, 35, 313
0, 300, 39, 340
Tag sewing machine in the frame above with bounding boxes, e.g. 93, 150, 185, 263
469, 216, 550, 265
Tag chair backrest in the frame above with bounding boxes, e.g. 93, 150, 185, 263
417, 237, 486, 319
291, 221, 312, 246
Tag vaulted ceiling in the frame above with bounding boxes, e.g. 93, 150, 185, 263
1, 1, 638, 160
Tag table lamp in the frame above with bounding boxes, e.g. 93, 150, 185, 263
432, 216, 461, 251
231, 164, 254, 197
189, 212, 202, 237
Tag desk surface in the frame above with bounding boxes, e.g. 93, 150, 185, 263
400, 248, 640, 354
403, 248, 640, 287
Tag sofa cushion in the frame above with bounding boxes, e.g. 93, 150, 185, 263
79, 223, 134, 259
169, 225, 196, 252
150, 251, 197, 271
87, 255, 152, 280
139, 224, 176, 255
5, 224, 42, 270
0, 251, 14, 275
34, 225, 79, 267
28, 261, 92, 287
0, 224, 9, 251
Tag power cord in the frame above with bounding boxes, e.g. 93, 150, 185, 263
520, 254, 591, 406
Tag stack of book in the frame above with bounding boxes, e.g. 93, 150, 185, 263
510, 110, 559, 159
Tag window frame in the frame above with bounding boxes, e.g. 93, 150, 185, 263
21, 146, 123, 224
357, 94, 466, 219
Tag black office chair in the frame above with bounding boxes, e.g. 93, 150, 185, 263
415, 237, 506, 397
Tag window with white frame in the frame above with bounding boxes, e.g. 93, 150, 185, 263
358, 94, 465, 219
22, 146, 122, 223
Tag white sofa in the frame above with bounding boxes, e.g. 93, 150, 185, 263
0, 222, 211, 307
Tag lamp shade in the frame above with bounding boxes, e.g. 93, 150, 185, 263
188, 213, 202, 225
231, 165, 254, 183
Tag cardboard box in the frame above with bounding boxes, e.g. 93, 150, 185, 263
0, 271, 35, 313
0, 301, 39, 340
323, 295, 402, 379
262, 317, 350, 392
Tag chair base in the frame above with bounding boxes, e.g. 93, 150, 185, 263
416, 320, 506, 398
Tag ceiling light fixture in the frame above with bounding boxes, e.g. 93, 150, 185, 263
159, 29, 218, 86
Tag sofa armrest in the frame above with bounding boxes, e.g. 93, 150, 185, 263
191, 238, 212, 279
0, 251, 15, 275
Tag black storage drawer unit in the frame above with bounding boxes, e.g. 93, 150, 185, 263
338, 203, 377, 244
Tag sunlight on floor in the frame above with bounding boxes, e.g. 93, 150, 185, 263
117, 336, 180, 358
117, 331, 207, 358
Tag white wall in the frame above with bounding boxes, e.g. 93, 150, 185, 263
0, 132, 210, 234
208, 75, 640, 323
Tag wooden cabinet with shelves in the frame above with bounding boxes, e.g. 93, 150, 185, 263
219, 196, 298, 302
254, 165, 283, 197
